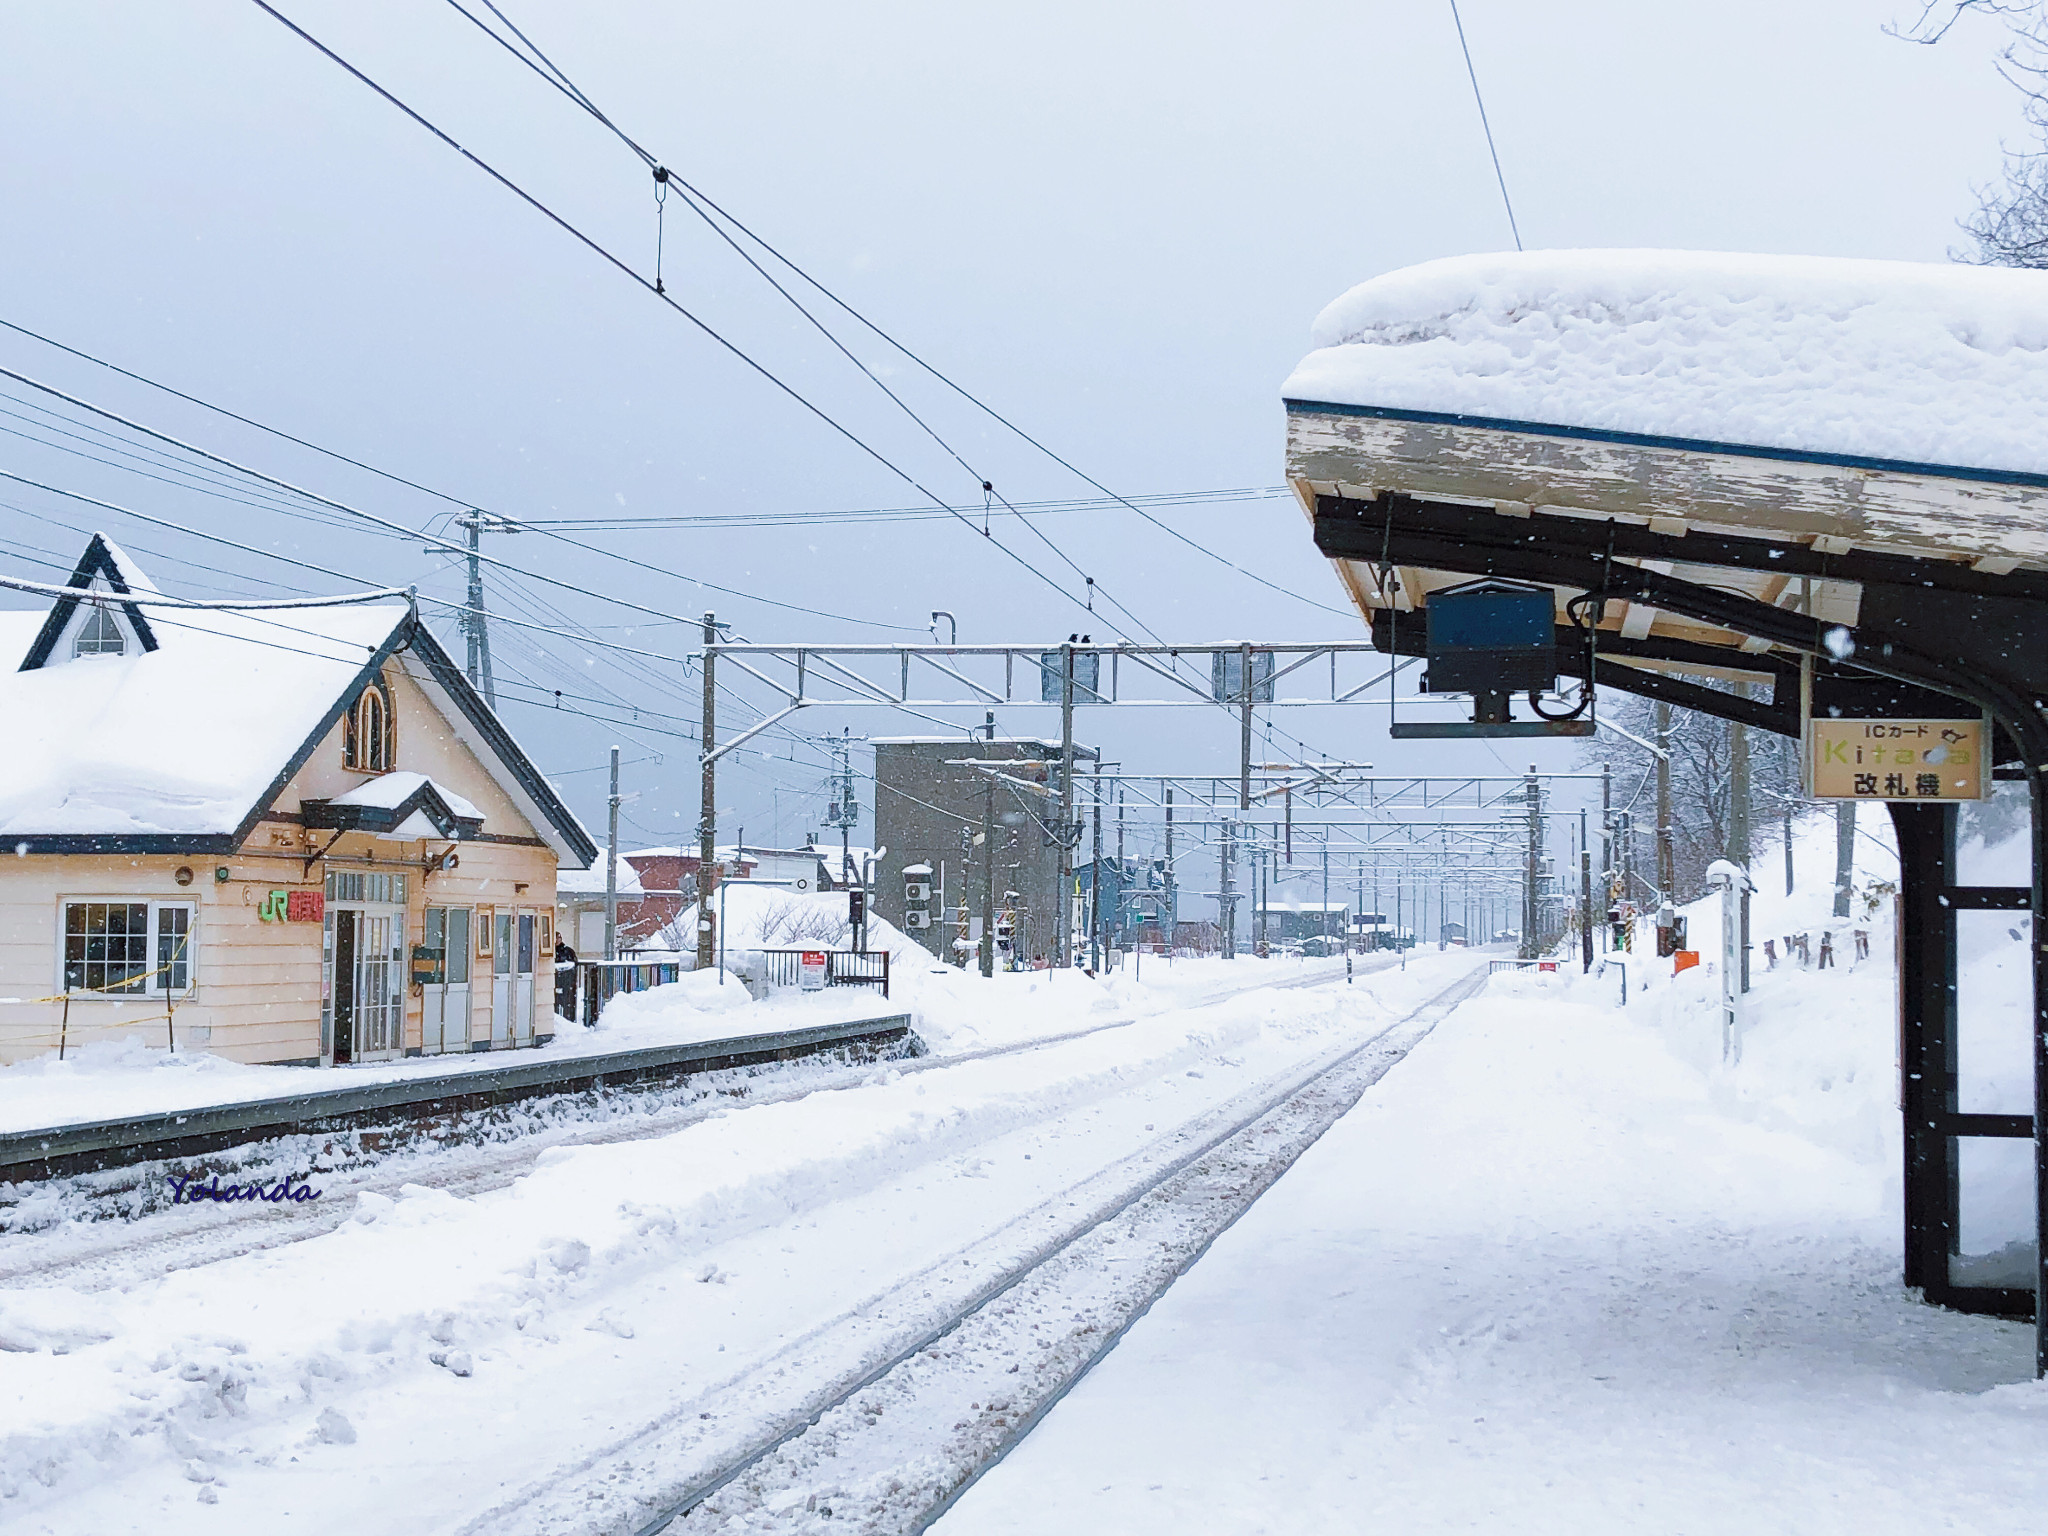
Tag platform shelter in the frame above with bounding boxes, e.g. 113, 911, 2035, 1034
1284, 250, 2048, 1374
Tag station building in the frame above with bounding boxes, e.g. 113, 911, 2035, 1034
0, 535, 595, 1066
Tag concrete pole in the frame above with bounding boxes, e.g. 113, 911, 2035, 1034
1056, 642, 1076, 968
696, 612, 718, 973
604, 745, 620, 963
1164, 786, 1177, 960
1219, 819, 1237, 959
1523, 764, 1541, 959
1089, 762, 1104, 972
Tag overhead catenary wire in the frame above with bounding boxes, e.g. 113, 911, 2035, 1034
1448, 0, 1523, 252
246, 0, 1126, 637
0, 363, 905, 637
435, 0, 1357, 622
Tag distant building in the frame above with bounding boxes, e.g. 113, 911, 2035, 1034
870, 737, 1097, 966
1255, 897, 1350, 946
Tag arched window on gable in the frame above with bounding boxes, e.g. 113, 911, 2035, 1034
72, 603, 126, 658
342, 676, 397, 773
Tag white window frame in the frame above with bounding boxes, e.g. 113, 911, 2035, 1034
56, 898, 198, 998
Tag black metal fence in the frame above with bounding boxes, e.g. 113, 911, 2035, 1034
579, 959, 683, 1025
756, 948, 891, 998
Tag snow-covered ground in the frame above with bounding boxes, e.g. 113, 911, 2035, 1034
0, 945, 1466, 1529
937, 813, 2048, 1536
0, 882, 1349, 1137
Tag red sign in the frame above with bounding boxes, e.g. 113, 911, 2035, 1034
287, 889, 325, 923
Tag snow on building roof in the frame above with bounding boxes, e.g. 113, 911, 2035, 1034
555, 855, 645, 899
0, 538, 597, 863
0, 592, 410, 840
1284, 250, 2048, 479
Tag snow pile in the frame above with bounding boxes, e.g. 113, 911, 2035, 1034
1284, 250, 2048, 475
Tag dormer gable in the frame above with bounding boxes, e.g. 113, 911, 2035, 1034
18, 534, 161, 670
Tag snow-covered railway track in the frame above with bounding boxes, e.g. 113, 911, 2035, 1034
472, 963, 1487, 1536
0, 962, 1382, 1294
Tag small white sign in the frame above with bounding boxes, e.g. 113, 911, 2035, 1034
799, 950, 828, 991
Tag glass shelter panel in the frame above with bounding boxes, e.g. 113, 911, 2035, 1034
1955, 910, 2034, 1117
1951, 1135, 2039, 1290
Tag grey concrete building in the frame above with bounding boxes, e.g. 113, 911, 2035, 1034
871, 736, 1097, 967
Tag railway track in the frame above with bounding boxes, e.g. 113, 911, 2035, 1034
463, 961, 1490, 1536
0, 959, 1382, 1294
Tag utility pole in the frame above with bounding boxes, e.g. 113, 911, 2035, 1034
1056, 641, 1077, 968
457, 513, 512, 710
1321, 842, 1330, 952
1115, 788, 1126, 956
1219, 819, 1237, 959
1600, 761, 1613, 951
1730, 700, 1752, 993
696, 612, 718, 973
1522, 764, 1542, 959
981, 712, 997, 977
604, 745, 621, 962
1089, 760, 1104, 972
1656, 701, 1676, 954
1164, 786, 1177, 960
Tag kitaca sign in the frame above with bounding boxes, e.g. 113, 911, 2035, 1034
1808, 718, 1987, 801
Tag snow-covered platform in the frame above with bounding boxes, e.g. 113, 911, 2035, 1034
939, 880, 2048, 1535
0, 1006, 913, 1182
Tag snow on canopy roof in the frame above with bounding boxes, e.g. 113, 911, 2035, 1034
0, 589, 409, 839
1283, 250, 2048, 479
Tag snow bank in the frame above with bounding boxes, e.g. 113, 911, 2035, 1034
1284, 250, 2048, 475
0, 985, 1311, 1504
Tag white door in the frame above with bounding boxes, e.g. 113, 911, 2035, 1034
511, 912, 536, 1045
491, 910, 513, 1046
423, 907, 471, 1055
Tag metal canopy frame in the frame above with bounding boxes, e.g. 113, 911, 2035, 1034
1310, 484, 2048, 1375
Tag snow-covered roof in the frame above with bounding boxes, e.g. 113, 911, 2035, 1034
0, 537, 597, 863
1284, 250, 2048, 479
309, 771, 485, 841
556, 855, 645, 899
0, 593, 409, 841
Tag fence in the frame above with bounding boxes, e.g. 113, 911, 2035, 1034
579, 959, 683, 1026
756, 949, 891, 998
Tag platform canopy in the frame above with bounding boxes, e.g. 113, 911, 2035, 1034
1285, 250, 2048, 722
1284, 248, 2048, 1373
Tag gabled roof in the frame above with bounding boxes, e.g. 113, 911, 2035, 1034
0, 537, 596, 865
19, 533, 160, 668
303, 772, 486, 840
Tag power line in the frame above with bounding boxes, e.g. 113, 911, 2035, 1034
246, 0, 1116, 634
436, 0, 1356, 622
1448, 0, 1523, 252
0, 362, 904, 637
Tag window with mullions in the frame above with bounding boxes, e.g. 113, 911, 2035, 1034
62, 901, 195, 995
72, 603, 126, 658
342, 676, 397, 773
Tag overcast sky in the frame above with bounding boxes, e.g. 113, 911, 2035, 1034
0, 0, 2023, 902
